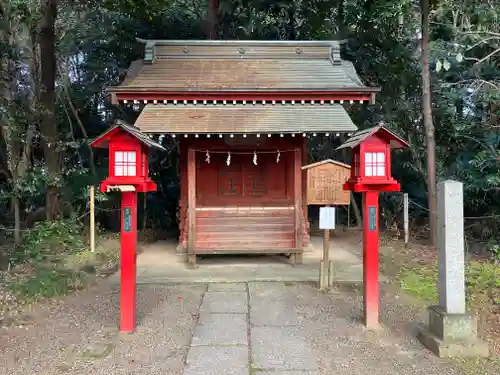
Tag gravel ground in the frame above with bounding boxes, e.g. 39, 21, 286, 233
0, 274, 24, 326
287, 281, 496, 375
1, 278, 497, 375
0, 281, 205, 375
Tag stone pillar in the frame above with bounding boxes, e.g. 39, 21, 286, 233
437, 180, 466, 314
417, 180, 489, 357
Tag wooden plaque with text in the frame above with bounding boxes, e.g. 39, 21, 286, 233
302, 159, 351, 205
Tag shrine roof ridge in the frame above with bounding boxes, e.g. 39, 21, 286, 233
136, 39, 344, 47
137, 38, 343, 64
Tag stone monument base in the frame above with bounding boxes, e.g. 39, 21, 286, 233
417, 305, 489, 358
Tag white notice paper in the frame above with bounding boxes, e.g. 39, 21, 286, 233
319, 206, 336, 230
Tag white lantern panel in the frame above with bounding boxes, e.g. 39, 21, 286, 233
113, 151, 137, 177
364, 152, 386, 177
365, 165, 373, 176
127, 165, 136, 176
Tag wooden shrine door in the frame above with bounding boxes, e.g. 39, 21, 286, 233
196, 152, 290, 206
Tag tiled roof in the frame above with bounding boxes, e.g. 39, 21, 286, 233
110, 40, 374, 92
133, 104, 358, 134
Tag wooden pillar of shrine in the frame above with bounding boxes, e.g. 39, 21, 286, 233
178, 139, 187, 252
293, 148, 303, 265
187, 148, 197, 267
301, 137, 309, 230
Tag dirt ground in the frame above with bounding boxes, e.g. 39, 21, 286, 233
0, 279, 492, 375
0, 231, 498, 375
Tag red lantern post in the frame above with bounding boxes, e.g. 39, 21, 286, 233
120, 190, 137, 332
337, 124, 409, 328
91, 120, 165, 333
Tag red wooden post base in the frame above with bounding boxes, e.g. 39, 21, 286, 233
362, 191, 380, 328
120, 191, 137, 333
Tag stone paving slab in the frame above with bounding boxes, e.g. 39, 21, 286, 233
250, 299, 301, 326
78, 342, 114, 359
255, 372, 319, 375
249, 282, 290, 302
200, 291, 248, 313
208, 283, 247, 292
184, 346, 249, 375
251, 326, 318, 371
248, 282, 288, 294
191, 313, 248, 346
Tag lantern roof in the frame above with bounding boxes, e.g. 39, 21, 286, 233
335, 124, 409, 150
90, 119, 166, 151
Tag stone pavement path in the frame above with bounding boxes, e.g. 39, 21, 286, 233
182, 281, 473, 375
184, 282, 318, 375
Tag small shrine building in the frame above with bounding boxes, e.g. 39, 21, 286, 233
108, 40, 378, 266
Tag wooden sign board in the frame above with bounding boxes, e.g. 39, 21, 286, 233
302, 159, 351, 206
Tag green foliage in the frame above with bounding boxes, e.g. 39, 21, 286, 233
489, 241, 500, 263
398, 260, 500, 309
467, 261, 500, 290
7, 267, 87, 302
10, 218, 85, 265
399, 264, 438, 303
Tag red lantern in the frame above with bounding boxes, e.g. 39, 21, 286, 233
90, 120, 164, 193
91, 120, 165, 333
339, 124, 408, 192
337, 124, 409, 329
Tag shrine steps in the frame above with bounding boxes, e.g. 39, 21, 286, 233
195, 207, 295, 250
179, 206, 310, 252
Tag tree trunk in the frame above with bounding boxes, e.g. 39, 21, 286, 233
207, 0, 219, 39
39, 0, 60, 220
350, 193, 363, 229
0, 6, 36, 244
421, 0, 437, 247
288, 3, 296, 40
13, 195, 21, 244
58, 63, 97, 177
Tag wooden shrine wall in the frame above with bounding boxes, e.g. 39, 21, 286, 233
196, 152, 292, 205
179, 137, 303, 207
